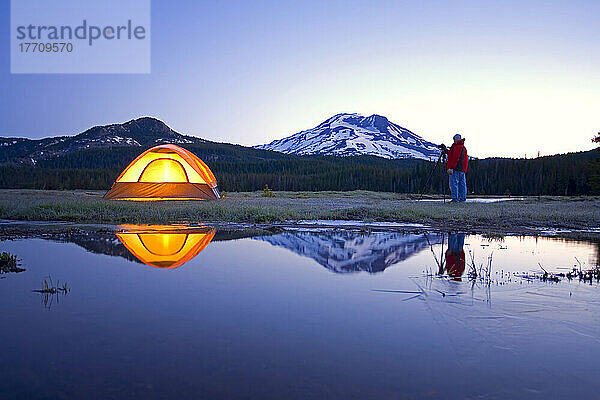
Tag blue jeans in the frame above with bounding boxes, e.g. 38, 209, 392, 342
448, 233, 465, 253
449, 171, 467, 202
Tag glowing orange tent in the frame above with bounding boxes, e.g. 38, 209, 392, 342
104, 144, 220, 200
116, 225, 216, 269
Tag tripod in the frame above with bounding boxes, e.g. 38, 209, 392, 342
418, 150, 448, 202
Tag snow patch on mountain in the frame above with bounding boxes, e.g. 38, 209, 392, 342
255, 113, 441, 160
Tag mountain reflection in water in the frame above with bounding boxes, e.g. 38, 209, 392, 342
255, 230, 443, 273
31, 226, 442, 273
116, 225, 215, 269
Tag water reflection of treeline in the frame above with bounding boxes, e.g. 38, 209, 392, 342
0, 227, 266, 267
3, 227, 599, 273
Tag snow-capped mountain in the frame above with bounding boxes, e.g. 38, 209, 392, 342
255, 113, 441, 160
254, 230, 443, 274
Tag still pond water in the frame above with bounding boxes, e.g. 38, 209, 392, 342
1, 224, 599, 399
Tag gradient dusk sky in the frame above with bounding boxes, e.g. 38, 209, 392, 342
1, 0, 599, 158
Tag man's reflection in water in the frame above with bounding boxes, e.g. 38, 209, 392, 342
445, 233, 466, 280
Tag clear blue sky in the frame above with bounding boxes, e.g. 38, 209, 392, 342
1, 0, 599, 158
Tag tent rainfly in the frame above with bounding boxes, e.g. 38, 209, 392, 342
104, 144, 220, 200
116, 225, 216, 269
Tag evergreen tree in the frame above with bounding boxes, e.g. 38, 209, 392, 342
589, 133, 600, 194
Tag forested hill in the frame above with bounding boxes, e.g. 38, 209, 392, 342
0, 117, 206, 165
0, 117, 598, 195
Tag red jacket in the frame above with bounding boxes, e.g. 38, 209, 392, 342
446, 139, 468, 173
445, 250, 465, 279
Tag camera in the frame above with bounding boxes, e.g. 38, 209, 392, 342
437, 143, 448, 152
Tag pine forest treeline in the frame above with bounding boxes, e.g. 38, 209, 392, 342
0, 146, 598, 196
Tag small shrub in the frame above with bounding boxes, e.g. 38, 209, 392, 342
253, 213, 280, 223
261, 185, 276, 198
0, 252, 25, 274
34, 275, 69, 294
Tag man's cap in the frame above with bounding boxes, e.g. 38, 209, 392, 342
453, 134, 462, 141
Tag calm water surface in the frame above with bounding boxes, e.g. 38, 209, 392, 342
1, 225, 599, 399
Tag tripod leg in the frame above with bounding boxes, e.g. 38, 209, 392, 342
419, 153, 444, 199
442, 157, 446, 204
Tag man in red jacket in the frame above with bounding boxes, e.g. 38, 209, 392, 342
446, 134, 468, 202
445, 233, 466, 280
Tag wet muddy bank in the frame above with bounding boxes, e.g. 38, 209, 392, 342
1, 219, 599, 245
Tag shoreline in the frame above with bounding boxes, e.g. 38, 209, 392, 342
0, 189, 599, 238
1, 218, 599, 242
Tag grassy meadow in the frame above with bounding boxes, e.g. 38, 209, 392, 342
0, 189, 598, 233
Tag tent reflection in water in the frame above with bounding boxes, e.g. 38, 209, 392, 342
104, 144, 220, 200
116, 225, 216, 269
